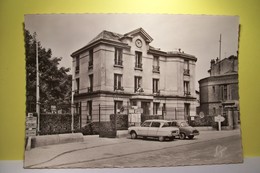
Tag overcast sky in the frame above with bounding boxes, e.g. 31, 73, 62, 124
24, 14, 239, 90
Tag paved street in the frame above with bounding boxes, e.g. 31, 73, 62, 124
24, 130, 243, 168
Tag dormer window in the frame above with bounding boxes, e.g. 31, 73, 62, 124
114, 48, 123, 66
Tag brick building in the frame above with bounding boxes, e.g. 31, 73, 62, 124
71, 28, 197, 127
198, 55, 239, 129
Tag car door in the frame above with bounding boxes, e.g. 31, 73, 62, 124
148, 121, 161, 137
138, 121, 151, 136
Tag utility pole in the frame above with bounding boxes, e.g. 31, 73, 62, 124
71, 64, 75, 133
35, 36, 40, 135
219, 34, 222, 60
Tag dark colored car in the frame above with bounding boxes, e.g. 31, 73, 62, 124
169, 120, 199, 139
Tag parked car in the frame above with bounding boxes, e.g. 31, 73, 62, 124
169, 120, 199, 139
128, 119, 179, 141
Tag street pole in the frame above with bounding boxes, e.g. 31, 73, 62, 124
36, 38, 40, 135
71, 61, 75, 133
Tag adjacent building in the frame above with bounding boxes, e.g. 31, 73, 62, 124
71, 28, 197, 127
198, 55, 239, 129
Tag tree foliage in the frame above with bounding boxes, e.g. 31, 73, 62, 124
25, 29, 72, 113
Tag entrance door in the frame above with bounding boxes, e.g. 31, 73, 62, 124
141, 102, 150, 122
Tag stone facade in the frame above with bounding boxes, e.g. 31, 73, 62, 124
199, 55, 239, 129
71, 28, 197, 127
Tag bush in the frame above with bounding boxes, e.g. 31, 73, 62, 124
189, 116, 214, 127
39, 113, 80, 135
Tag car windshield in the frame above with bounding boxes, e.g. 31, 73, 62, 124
162, 122, 170, 127
179, 122, 189, 127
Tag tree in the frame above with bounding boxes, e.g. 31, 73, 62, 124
25, 29, 72, 113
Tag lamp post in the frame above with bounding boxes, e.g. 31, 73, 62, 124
35, 36, 40, 135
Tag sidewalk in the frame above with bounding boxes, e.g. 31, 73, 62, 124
24, 129, 241, 168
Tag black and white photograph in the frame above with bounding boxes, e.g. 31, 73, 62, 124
24, 14, 242, 168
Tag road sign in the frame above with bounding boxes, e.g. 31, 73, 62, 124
214, 115, 225, 131
26, 129, 37, 137
214, 115, 225, 122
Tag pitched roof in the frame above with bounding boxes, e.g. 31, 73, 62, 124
87, 30, 123, 45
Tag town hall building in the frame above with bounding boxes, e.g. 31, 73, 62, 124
71, 28, 197, 127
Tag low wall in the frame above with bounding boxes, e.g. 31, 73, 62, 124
30, 133, 83, 148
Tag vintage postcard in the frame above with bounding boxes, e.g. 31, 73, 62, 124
24, 14, 242, 168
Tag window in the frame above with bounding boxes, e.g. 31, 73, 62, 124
151, 122, 161, 128
141, 121, 151, 127
213, 86, 215, 93
114, 48, 123, 66
153, 78, 159, 93
75, 78, 80, 94
223, 85, 227, 100
114, 101, 123, 114
184, 103, 190, 119
87, 101, 92, 122
135, 51, 142, 69
114, 74, 123, 90
153, 56, 160, 72
213, 107, 216, 115
75, 56, 80, 74
184, 60, 189, 75
184, 81, 190, 95
75, 102, 81, 115
89, 49, 93, 68
153, 102, 160, 115
88, 74, 93, 92
134, 76, 142, 92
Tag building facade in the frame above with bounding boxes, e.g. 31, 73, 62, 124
71, 28, 197, 127
199, 55, 239, 129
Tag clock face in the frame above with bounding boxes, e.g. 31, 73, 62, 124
135, 39, 142, 48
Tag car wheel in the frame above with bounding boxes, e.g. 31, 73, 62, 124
179, 133, 186, 140
188, 135, 194, 140
130, 131, 137, 139
158, 136, 164, 142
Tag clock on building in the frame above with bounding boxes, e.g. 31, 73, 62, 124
135, 39, 143, 48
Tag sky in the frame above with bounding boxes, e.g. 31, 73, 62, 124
24, 14, 239, 90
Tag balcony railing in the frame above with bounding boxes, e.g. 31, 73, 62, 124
114, 86, 124, 91
153, 90, 160, 95
135, 63, 143, 69
114, 60, 123, 66
88, 87, 93, 93
153, 65, 160, 73
184, 69, 190, 76
184, 91, 191, 96
75, 66, 79, 74
88, 61, 93, 69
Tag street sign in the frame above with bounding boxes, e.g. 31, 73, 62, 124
214, 115, 225, 131
26, 129, 37, 137
214, 115, 225, 122
129, 109, 135, 114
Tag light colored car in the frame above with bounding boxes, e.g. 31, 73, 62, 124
169, 120, 199, 140
128, 119, 179, 141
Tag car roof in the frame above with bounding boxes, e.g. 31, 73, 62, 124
144, 119, 170, 123
169, 120, 187, 123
